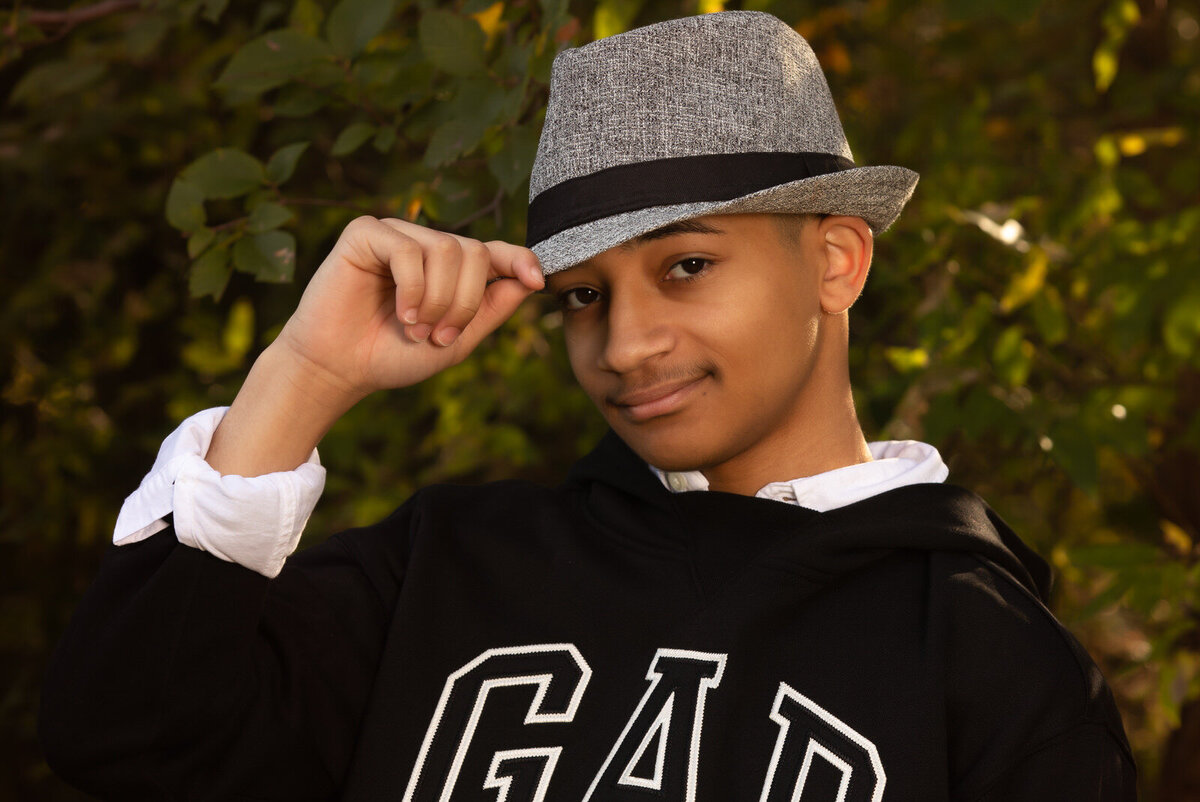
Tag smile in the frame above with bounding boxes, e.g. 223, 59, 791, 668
609, 375, 709, 423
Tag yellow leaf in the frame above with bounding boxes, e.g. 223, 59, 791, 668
471, 2, 505, 41
1161, 520, 1192, 555
223, 298, 255, 360
1093, 46, 1118, 92
1118, 133, 1146, 156
1159, 126, 1184, 146
999, 249, 1048, 313
883, 347, 929, 373
822, 41, 851, 74
1119, 0, 1140, 25
697, 0, 725, 13
405, 197, 423, 222
593, 0, 643, 40
1094, 136, 1119, 167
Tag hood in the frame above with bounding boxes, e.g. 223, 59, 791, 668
567, 430, 1052, 603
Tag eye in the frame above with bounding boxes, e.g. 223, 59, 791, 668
560, 286, 602, 311
665, 257, 711, 280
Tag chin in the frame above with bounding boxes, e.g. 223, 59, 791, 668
611, 419, 726, 473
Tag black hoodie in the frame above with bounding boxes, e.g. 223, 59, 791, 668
42, 432, 1136, 801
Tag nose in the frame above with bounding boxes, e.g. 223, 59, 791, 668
597, 289, 675, 374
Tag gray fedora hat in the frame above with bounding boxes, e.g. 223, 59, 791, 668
526, 10, 919, 274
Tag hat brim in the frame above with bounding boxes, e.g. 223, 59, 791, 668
531, 165, 918, 275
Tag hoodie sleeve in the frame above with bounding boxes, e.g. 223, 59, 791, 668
970, 722, 1136, 801
939, 555, 1137, 801
40, 504, 414, 801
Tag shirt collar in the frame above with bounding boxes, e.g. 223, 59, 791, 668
650, 440, 949, 512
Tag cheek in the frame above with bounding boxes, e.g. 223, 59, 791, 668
563, 326, 602, 395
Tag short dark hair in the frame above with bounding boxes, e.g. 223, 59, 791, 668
773, 213, 825, 246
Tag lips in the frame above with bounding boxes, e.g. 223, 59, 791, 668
608, 374, 709, 422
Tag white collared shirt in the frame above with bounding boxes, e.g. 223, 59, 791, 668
114, 409, 947, 577
651, 440, 948, 511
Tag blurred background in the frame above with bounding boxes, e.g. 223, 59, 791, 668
1, 0, 1197, 798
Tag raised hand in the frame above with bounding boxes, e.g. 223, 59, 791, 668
204, 217, 545, 477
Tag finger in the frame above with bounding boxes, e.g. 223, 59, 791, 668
411, 234, 462, 335
335, 217, 426, 325
430, 239, 490, 347
482, 239, 544, 291
452, 271, 540, 354
375, 219, 543, 291
377, 219, 463, 341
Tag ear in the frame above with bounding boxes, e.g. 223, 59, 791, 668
817, 215, 873, 315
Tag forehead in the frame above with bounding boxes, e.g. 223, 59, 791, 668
615, 218, 727, 249
545, 214, 804, 284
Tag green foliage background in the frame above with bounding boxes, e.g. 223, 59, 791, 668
2, 0, 1198, 798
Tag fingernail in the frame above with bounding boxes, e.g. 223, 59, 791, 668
409, 323, 431, 343
435, 327, 460, 346
526, 263, 544, 287
403, 308, 419, 325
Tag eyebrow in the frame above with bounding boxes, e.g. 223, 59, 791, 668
620, 219, 725, 248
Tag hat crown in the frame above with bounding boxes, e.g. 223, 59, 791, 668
530, 11, 853, 200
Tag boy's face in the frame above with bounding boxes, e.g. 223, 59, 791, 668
546, 213, 836, 478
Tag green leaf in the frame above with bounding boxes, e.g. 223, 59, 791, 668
9, 60, 105, 106
327, 0, 397, 59
1030, 287, 1068, 346
187, 227, 216, 258
486, 125, 540, 193
180, 148, 266, 199
1163, 293, 1200, 357
424, 117, 486, 167
202, 0, 232, 23
289, 0, 325, 36
332, 122, 377, 157
189, 246, 232, 300
246, 202, 295, 233
1069, 543, 1161, 570
124, 15, 171, 60
539, 0, 570, 26
232, 231, 297, 282
991, 325, 1033, 387
272, 85, 328, 117
945, 0, 1041, 21
265, 142, 309, 184
1046, 422, 1099, 496
214, 29, 333, 95
419, 10, 486, 76
165, 178, 206, 232
373, 127, 397, 153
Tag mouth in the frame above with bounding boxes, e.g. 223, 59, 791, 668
608, 374, 709, 423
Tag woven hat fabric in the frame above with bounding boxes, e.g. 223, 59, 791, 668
527, 10, 919, 274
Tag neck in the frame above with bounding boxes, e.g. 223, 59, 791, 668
702, 317, 870, 496
701, 391, 871, 496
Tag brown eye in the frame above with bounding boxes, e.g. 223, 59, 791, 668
665, 258, 710, 280
562, 287, 601, 311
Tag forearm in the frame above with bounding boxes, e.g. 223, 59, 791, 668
206, 341, 363, 477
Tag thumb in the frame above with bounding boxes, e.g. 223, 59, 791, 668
453, 276, 539, 353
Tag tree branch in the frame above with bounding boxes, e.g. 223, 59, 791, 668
282, 196, 380, 215
449, 189, 505, 231
25, 0, 143, 29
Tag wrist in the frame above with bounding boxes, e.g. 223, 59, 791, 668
204, 343, 363, 477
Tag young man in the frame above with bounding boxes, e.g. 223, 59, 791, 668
42, 11, 1136, 801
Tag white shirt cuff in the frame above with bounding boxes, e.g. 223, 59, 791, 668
113, 407, 326, 578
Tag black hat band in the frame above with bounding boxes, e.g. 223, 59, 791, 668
526, 151, 855, 248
